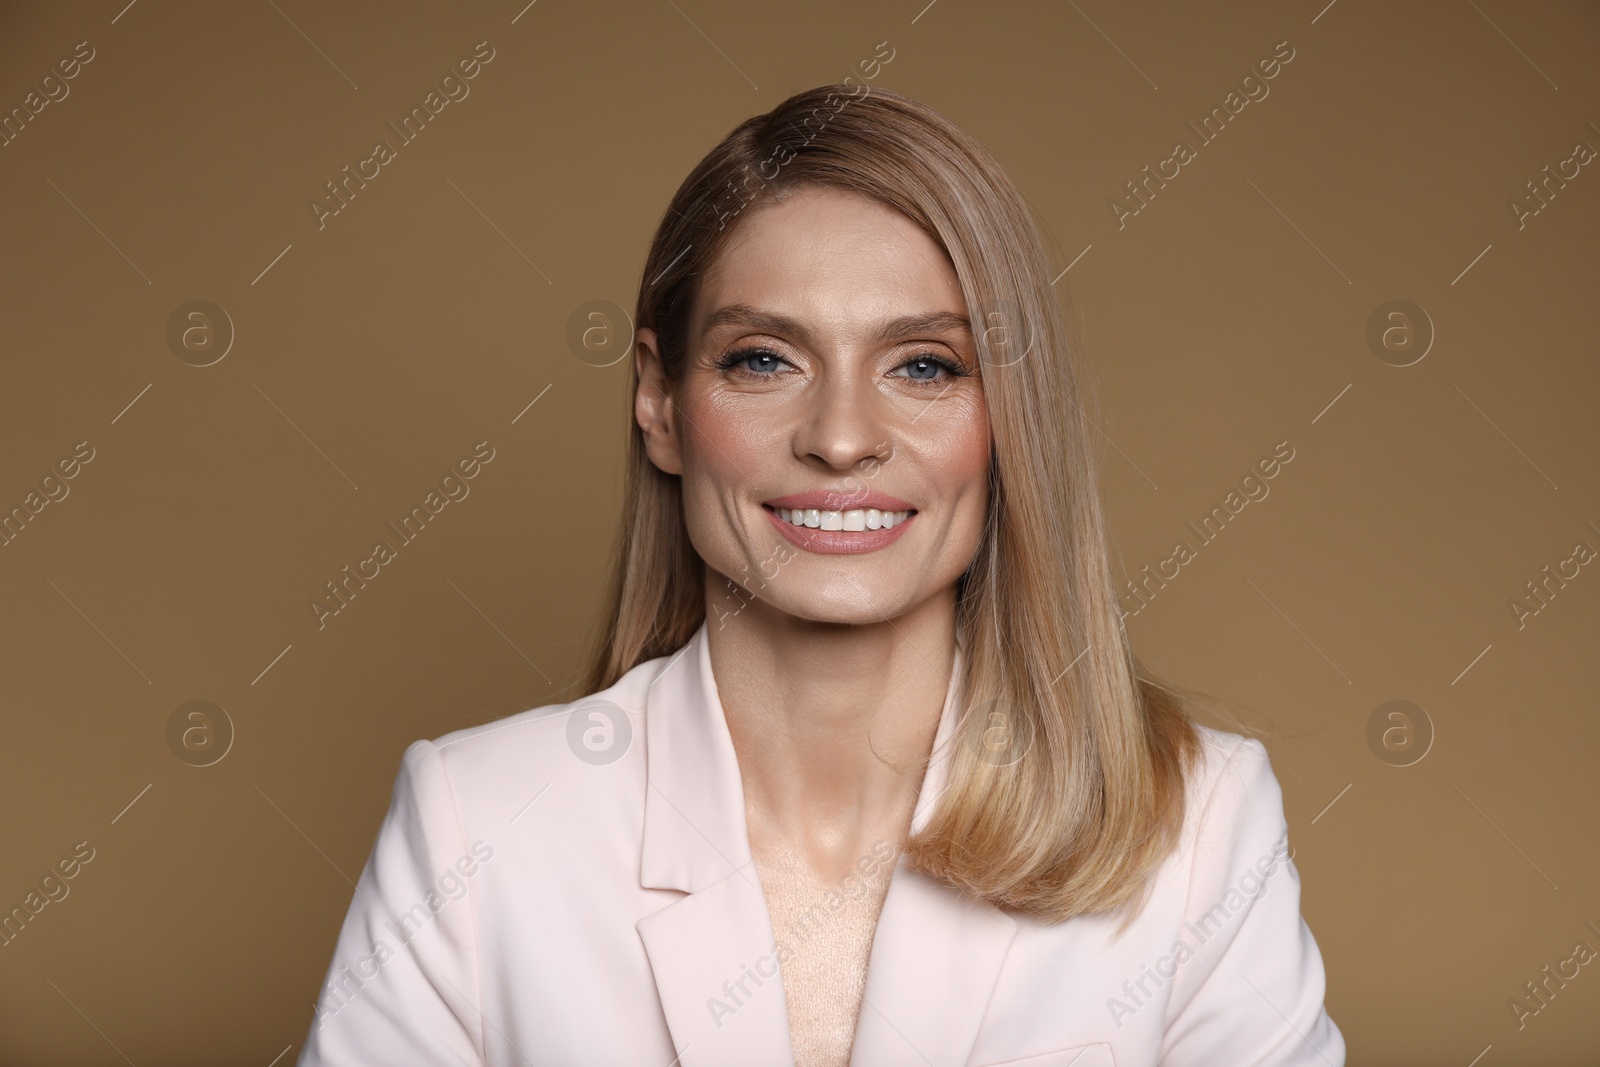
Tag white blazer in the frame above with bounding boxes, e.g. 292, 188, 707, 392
298, 622, 1344, 1066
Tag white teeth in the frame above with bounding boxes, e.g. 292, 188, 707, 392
776, 506, 912, 530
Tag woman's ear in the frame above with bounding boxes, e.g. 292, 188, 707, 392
634, 327, 684, 475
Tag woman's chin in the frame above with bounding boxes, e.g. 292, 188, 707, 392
746, 587, 921, 629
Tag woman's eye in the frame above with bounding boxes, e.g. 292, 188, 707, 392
720, 348, 788, 374
894, 355, 958, 382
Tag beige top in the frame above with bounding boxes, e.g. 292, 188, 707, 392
752, 839, 899, 1067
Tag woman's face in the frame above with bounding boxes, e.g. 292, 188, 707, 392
634, 184, 991, 627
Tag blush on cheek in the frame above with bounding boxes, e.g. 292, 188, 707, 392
954, 423, 991, 476
685, 391, 764, 460
675, 392, 768, 572
925, 403, 992, 561
930, 401, 992, 485
680, 393, 769, 498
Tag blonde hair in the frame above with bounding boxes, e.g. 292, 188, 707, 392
582, 83, 1201, 923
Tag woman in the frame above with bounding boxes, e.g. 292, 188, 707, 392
299, 84, 1344, 1066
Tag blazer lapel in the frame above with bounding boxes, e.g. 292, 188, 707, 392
635, 624, 796, 1067
850, 642, 1019, 1066
634, 624, 1015, 1067
849, 869, 1018, 1066
636, 869, 796, 1067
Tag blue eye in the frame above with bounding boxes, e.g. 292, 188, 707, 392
896, 355, 960, 382
718, 348, 788, 374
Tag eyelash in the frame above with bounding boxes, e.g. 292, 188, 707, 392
715, 347, 966, 384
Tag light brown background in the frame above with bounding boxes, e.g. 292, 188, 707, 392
1, 1, 1596, 1063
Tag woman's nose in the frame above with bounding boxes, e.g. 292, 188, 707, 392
791, 370, 890, 472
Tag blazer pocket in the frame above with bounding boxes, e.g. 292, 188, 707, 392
973, 1043, 1115, 1067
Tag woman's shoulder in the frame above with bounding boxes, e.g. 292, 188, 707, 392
1172, 723, 1293, 873
1187, 723, 1276, 799
388, 650, 674, 804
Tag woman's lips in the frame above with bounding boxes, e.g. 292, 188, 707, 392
762, 503, 916, 555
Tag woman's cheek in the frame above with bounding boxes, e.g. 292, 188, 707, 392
919, 400, 991, 552
684, 393, 770, 483
677, 395, 768, 559
917, 397, 989, 477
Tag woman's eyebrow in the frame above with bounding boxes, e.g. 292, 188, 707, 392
701, 304, 972, 346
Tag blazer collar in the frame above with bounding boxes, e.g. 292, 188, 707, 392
635, 621, 1017, 1067
639, 622, 753, 895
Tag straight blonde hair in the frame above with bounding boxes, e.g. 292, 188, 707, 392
582, 83, 1201, 924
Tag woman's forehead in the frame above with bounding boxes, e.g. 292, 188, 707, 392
694, 189, 964, 338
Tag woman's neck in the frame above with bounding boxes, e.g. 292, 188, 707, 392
705, 586, 959, 881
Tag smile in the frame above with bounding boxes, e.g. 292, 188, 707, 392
773, 506, 912, 530
761, 503, 918, 555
